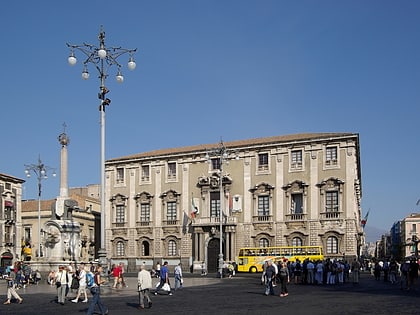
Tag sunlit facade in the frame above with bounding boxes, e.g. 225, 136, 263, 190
104, 133, 363, 272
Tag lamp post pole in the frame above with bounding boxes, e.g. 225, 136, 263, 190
67, 26, 137, 265
25, 157, 56, 259
206, 140, 238, 278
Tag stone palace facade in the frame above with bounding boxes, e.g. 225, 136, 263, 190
104, 133, 363, 272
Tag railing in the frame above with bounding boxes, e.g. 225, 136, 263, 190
252, 215, 272, 222
163, 219, 179, 226
137, 221, 151, 227
285, 213, 306, 221
112, 222, 126, 228
320, 211, 342, 220
192, 216, 237, 225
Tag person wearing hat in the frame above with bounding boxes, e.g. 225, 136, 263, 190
137, 264, 153, 309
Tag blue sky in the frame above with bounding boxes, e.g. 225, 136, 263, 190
1, 1, 419, 241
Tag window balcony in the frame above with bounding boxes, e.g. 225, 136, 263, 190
137, 220, 151, 227
112, 222, 126, 228
285, 213, 307, 222
163, 219, 179, 226
191, 216, 237, 226
252, 215, 273, 230
320, 211, 342, 220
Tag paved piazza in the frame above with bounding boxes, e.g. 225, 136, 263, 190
1, 272, 418, 314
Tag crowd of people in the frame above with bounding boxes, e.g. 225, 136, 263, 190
368, 257, 419, 290
261, 257, 365, 297
2, 259, 184, 312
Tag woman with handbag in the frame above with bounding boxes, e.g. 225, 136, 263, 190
55, 265, 69, 305
3, 269, 23, 305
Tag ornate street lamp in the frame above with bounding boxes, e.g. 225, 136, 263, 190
206, 140, 239, 278
25, 157, 56, 258
67, 26, 137, 266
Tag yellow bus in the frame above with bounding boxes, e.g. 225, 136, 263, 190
237, 245, 324, 273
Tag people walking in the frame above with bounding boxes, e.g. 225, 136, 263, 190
87, 265, 108, 315
174, 263, 183, 290
72, 264, 88, 303
3, 268, 23, 304
278, 261, 290, 297
137, 264, 153, 309
55, 265, 69, 305
112, 263, 122, 289
154, 261, 172, 296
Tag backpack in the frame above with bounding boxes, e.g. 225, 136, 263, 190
86, 272, 95, 288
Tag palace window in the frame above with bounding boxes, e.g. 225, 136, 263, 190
210, 191, 220, 218
140, 203, 150, 223
258, 153, 269, 171
325, 191, 339, 212
168, 240, 177, 256
141, 240, 150, 256
115, 205, 125, 223
258, 196, 270, 216
325, 146, 338, 166
116, 241, 125, 256
141, 165, 150, 182
116, 167, 124, 184
291, 193, 303, 214
211, 158, 221, 171
167, 162, 177, 180
291, 150, 303, 170
326, 236, 339, 254
166, 201, 177, 222
292, 237, 303, 247
259, 238, 269, 247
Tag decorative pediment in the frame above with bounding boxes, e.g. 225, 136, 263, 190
196, 173, 232, 189
134, 191, 154, 203
249, 182, 275, 194
110, 193, 128, 205
282, 180, 308, 192
160, 189, 181, 200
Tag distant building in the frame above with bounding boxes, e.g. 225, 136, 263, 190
401, 213, 420, 258
104, 133, 363, 272
0, 173, 25, 268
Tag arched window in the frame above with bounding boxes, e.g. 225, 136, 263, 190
292, 237, 302, 247
168, 240, 177, 256
116, 241, 125, 256
326, 236, 338, 254
259, 238, 269, 247
142, 240, 150, 256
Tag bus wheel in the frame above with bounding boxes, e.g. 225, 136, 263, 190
249, 266, 257, 273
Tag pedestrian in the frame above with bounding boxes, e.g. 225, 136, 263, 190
137, 264, 153, 309
87, 265, 108, 315
119, 262, 127, 287
306, 260, 315, 284
112, 263, 122, 288
55, 265, 69, 305
264, 260, 276, 296
351, 259, 361, 284
278, 261, 290, 297
3, 268, 23, 304
154, 261, 172, 296
174, 263, 183, 290
201, 261, 207, 276
155, 262, 161, 278
72, 264, 88, 303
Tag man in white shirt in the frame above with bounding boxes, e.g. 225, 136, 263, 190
138, 265, 152, 309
